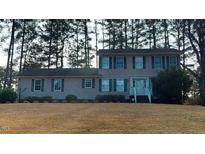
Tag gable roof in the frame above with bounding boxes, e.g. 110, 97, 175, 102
18, 68, 100, 77
97, 48, 182, 55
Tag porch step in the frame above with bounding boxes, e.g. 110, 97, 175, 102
130, 96, 150, 103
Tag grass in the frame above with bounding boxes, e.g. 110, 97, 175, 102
0, 103, 205, 134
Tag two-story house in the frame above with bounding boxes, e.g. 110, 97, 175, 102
18, 48, 182, 102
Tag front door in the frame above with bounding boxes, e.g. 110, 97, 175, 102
134, 79, 146, 95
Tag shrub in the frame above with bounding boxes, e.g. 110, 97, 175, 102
0, 89, 17, 103
95, 95, 125, 102
65, 95, 77, 103
41, 96, 53, 103
24, 96, 53, 103
153, 68, 192, 104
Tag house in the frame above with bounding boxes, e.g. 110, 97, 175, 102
18, 48, 182, 102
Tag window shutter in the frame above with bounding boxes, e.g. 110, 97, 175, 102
132, 56, 135, 69
133, 80, 135, 87
162, 56, 165, 69
124, 56, 127, 69
61, 79, 64, 92
113, 56, 116, 69
152, 56, 154, 69
31, 79, 34, 92
143, 56, 146, 69
166, 56, 170, 68
113, 79, 116, 92
92, 79, 95, 88
99, 56, 102, 69
109, 57, 112, 69
41, 79, 44, 92
51, 79, 54, 92
109, 79, 112, 92
124, 79, 128, 92
82, 79, 85, 88
177, 56, 180, 67
99, 79, 102, 91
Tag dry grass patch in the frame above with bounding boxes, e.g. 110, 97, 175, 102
0, 103, 205, 133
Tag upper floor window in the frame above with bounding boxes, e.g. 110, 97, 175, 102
34, 79, 41, 91
135, 56, 144, 69
84, 79, 92, 88
153, 56, 162, 69
101, 56, 110, 69
116, 79, 124, 92
54, 79, 62, 91
101, 79, 110, 92
115, 56, 124, 69
169, 56, 177, 67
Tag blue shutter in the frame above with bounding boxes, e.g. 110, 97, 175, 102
132, 56, 135, 69
177, 56, 180, 67
162, 56, 165, 69
109, 57, 112, 69
152, 56, 154, 69
92, 79, 95, 88
41, 79, 44, 92
109, 79, 112, 92
166, 56, 170, 68
124, 56, 127, 69
31, 79, 34, 92
99, 79, 102, 91
51, 79, 54, 92
143, 56, 146, 69
82, 79, 85, 88
114, 56, 116, 69
124, 79, 128, 92
99, 56, 102, 69
133, 80, 135, 87
114, 79, 116, 92
61, 79, 64, 92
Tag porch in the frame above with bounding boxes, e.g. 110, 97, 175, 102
129, 77, 153, 103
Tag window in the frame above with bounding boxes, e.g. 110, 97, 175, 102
84, 79, 92, 88
135, 56, 144, 69
34, 80, 41, 91
54, 79, 62, 91
154, 56, 162, 69
101, 79, 109, 92
102, 56, 109, 69
169, 56, 177, 67
116, 56, 124, 69
116, 79, 124, 92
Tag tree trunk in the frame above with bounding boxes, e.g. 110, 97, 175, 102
131, 19, 134, 49
124, 19, 128, 48
48, 20, 53, 69
19, 19, 26, 73
4, 19, 15, 89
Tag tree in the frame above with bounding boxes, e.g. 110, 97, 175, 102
184, 19, 205, 105
153, 68, 192, 104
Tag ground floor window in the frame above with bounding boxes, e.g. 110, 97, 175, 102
84, 79, 92, 88
101, 79, 110, 92
116, 79, 124, 92
34, 79, 41, 91
54, 79, 62, 91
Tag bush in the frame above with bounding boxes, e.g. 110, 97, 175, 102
24, 96, 53, 103
153, 68, 192, 104
95, 95, 125, 102
41, 96, 53, 103
65, 95, 77, 103
0, 89, 17, 103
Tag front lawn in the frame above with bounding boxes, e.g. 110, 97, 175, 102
0, 103, 205, 133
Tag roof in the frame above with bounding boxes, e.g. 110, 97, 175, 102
18, 68, 100, 77
97, 48, 182, 55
